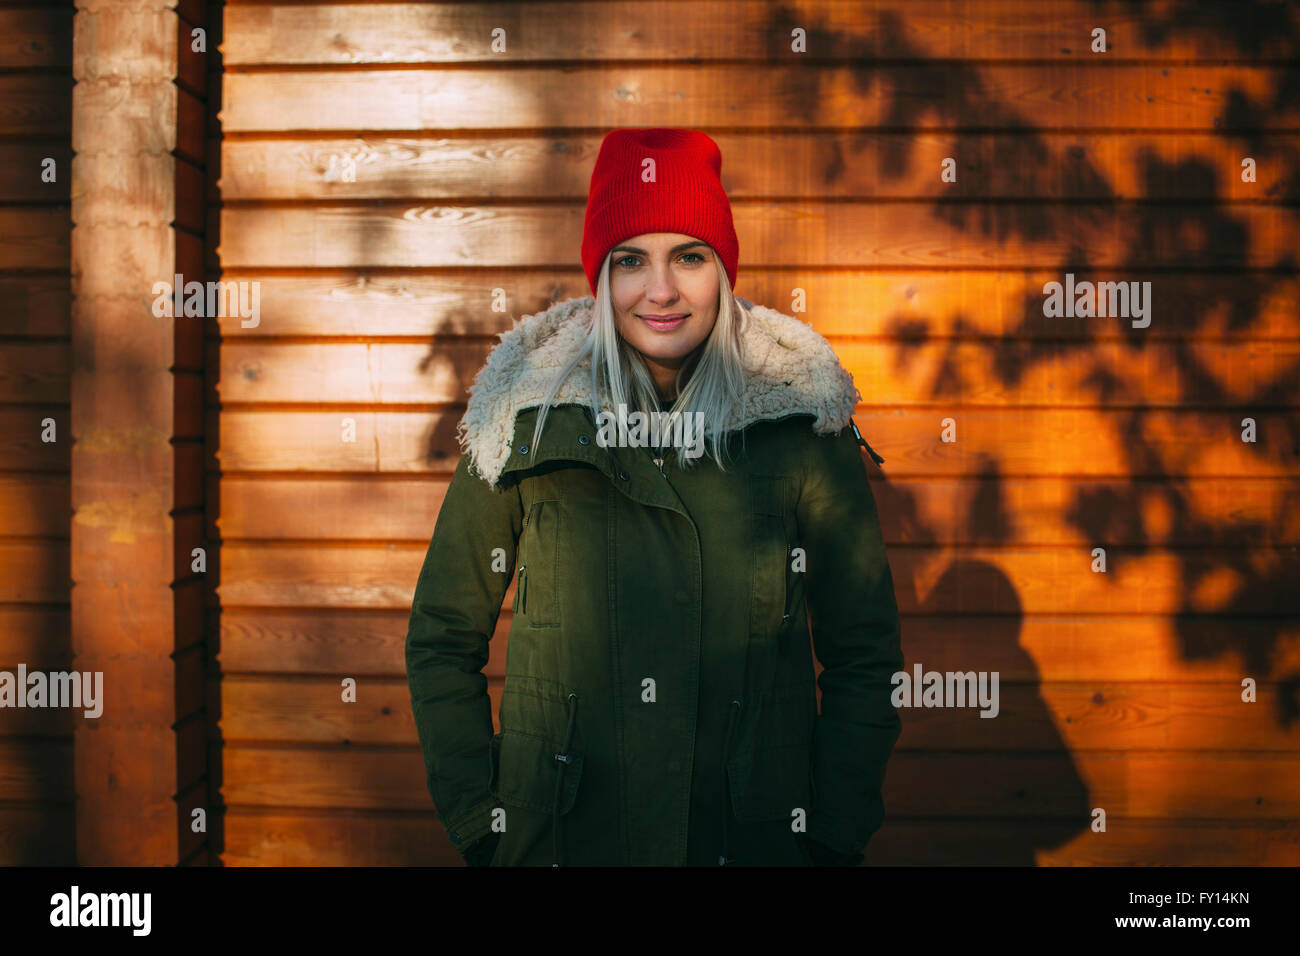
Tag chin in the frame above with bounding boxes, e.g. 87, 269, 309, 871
632, 330, 701, 358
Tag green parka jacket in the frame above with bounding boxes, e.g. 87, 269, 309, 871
405, 295, 902, 866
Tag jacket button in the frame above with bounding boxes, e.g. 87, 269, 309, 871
578, 435, 589, 445
618, 470, 628, 481
518, 444, 529, 455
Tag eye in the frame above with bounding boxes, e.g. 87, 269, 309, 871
680, 252, 705, 264
615, 255, 639, 268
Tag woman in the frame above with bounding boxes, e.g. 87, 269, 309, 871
405, 128, 902, 866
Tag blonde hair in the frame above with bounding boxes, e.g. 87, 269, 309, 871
529, 249, 751, 472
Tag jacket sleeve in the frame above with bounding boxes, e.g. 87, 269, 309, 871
405, 452, 523, 855
796, 424, 904, 859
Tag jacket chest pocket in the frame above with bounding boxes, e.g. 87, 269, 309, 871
514, 498, 561, 628
749, 476, 800, 640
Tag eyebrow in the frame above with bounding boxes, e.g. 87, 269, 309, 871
610, 241, 709, 256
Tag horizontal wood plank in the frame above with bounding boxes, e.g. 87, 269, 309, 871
0, 143, 73, 202
220, 132, 1300, 202
220, 66, 1298, 133
0, 806, 75, 866
0, 75, 71, 138
219, 745, 1300, 819
216, 608, 1300, 683
220, 1, 1300, 66
217, 676, 1300, 752
218, 810, 1300, 865
0, 7, 70, 70
0, 277, 69, 337
0, 207, 69, 271
0, 709, 73, 736
212, 475, 1300, 546
213, 409, 1300, 477
216, 539, 1300, 614
217, 201, 1300, 270
209, 272, 1300, 341
220, 807, 459, 866
0, 738, 73, 803
216, 340, 1300, 408
0, 342, 67, 404
0, 474, 70, 537
0, 541, 69, 604
0, 607, 71, 670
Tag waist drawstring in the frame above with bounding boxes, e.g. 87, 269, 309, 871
719, 697, 743, 866
552, 691, 580, 867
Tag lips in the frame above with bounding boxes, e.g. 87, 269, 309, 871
638, 313, 688, 331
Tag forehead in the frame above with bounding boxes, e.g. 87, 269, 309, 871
613, 234, 708, 251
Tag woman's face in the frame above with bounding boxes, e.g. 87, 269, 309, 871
608, 232, 720, 397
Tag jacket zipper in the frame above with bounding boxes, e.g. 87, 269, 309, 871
515, 504, 532, 614
647, 442, 668, 478
782, 550, 795, 625
513, 564, 527, 614
719, 697, 742, 865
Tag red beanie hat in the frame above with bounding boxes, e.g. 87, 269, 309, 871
581, 128, 739, 296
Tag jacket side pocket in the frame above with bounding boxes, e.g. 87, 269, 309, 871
495, 677, 583, 814
727, 684, 816, 823
493, 729, 584, 815
728, 743, 813, 824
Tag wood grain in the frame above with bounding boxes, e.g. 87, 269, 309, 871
212, 408, 1300, 477
218, 745, 1300, 818
217, 810, 1300, 866
220, 133, 1300, 202
221, 64, 1299, 132
211, 475, 1300, 546
209, 272, 1300, 341
214, 538, 1300, 615
219, 1, 1300, 66
217, 675, 1300, 751
214, 607, 1300, 683
216, 201, 1300, 270
215, 340, 1300, 407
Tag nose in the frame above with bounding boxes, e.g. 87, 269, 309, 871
645, 262, 680, 304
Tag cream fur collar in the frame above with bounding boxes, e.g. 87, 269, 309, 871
456, 296, 862, 486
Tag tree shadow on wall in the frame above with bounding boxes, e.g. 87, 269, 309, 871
778, 0, 1300, 863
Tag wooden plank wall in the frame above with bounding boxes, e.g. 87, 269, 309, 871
212, 0, 1300, 865
0, 0, 75, 865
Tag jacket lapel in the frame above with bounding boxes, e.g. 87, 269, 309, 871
497, 403, 691, 515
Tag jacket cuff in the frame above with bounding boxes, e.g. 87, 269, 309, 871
442, 797, 499, 855
806, 807, 873, 859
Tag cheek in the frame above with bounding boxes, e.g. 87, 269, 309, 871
610, 269, 639, 300
613, 311, 644, 345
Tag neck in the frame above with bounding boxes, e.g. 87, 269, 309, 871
644, 349, 698, 402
